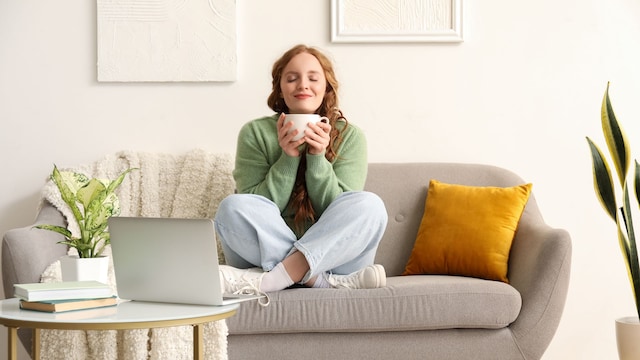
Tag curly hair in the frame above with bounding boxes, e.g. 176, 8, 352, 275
267, 44, 348, 233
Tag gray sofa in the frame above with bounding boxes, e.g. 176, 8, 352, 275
3, 162, 572, 360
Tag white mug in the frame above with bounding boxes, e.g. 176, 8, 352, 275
285, 114, 329, 141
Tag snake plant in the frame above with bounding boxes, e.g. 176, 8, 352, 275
587, 82, 640, 320
34, 166, 135, 258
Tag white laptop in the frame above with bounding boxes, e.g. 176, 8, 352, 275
108, 216, 264, 306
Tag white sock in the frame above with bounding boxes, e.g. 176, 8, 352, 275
311, 273, 331, 288
260, 262, 294, 292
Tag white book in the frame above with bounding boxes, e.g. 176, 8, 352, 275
14, 281, 113, 302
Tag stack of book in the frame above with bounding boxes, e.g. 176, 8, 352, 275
14, 280, 117, 313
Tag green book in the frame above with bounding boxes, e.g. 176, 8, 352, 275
14, 281, 113, 302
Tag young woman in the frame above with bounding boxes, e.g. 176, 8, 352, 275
214, 44, 388, 304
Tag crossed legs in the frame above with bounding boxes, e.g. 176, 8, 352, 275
214, 191, 388, 293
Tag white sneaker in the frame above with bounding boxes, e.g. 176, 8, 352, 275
326, 264, 387, 289
219, 265, 270, 306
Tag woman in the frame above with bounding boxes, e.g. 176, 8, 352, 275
214, 44, 388, 304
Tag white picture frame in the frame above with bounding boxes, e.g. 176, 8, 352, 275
97, 0, 237, 82
331, 0, 463, 43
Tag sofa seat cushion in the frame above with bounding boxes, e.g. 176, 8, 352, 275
227, 275, 522, 335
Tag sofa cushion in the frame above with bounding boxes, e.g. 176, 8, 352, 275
403, 180, 532, 283
227, 275, 521, 334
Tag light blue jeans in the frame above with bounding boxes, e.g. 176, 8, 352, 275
214, 191, 388, 283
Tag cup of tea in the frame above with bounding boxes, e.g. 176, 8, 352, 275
285, 114, 329, 141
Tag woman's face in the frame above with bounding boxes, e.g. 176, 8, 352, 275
280, 52, 327, 114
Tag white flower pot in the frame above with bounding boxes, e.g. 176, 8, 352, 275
616, 316, 640, 360
60, 255, 109, 284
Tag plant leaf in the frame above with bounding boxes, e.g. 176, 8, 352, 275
85, 192, 112, 231
32, 224, 72, 239
631, 162, 640, 319
587, 137, 618, 220
93, 233, 110, 257
107, 168, 137, 194
621, 183, 640, 319
602, 82, 631, 186
77, 179, 106, 211
635, 160, 640, 209
51, 166, 84, 223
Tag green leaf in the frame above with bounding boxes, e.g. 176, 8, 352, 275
602, 82, 631, 186
621, 184, 640, 319
92, 233, 110, 258
84, 191, 110, 231
51, 166, 84, 223
76, 179, 107, 211
106, 168, 137, 194
587, 137, 618, 220
32, 224, 72, 239
635, 160, 640, 209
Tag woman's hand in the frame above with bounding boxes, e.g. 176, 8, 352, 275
305, 120, 331, 155
277, 113, 306, 157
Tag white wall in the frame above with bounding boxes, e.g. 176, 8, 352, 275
1, 0, 640, 359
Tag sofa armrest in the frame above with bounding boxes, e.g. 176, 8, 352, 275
507, 221, 572, 359
2, 201, 68, 298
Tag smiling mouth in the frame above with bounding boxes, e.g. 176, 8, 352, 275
294, 94, 311, 99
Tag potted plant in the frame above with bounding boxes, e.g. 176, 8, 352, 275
34, 165, 135, 283
586, 82, 640, 360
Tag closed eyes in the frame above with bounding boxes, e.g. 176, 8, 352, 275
286, 76, 320, 83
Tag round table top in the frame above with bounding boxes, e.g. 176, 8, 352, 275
0, 298, 238, 330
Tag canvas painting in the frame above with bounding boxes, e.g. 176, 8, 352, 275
332, 0, 463, 43
97, 0, 236, 82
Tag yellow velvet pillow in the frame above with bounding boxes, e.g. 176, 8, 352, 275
402, 179, 532, 283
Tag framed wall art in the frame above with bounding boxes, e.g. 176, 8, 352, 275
331, 0, 463, 43
97, 0, 237, 82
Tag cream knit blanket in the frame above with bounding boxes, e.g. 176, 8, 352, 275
38, 149, 235, 360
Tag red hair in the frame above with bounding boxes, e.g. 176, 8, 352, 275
267, 44, 348, 233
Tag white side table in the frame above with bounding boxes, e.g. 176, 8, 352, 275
0, 298, 238, 360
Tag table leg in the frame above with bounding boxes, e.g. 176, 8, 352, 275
7, 326, 17, 360
193, 324, 203, 360
33, 328, 41, 359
